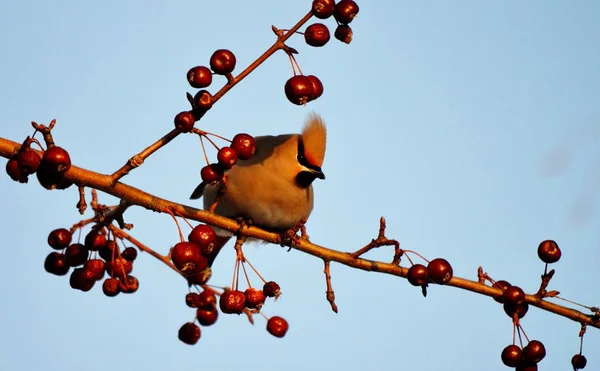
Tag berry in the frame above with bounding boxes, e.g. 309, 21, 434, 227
187, 66, 213, 88
312, 0, 336, 19
216, 146, 238, 170
188, 224, 217, 255
200, 163, 224, 184
263, 281, 281, 298
198, 289, 217, 310
174, 111, 195, 133
572, 354, 587, 369
35, 162, 72, 190
285, 75, 314, 105
186, 293, 201, 308
102, 278, 120, 297
304, 23, 330, 47
427, 258, 453, 284
266, 316, 289, 338
178, 322, 200, 345
6, 155, 28, 183
44, 252, 70, 276
65, 243, 89, 267
41, 146, 71, 173
492, 280, 511, 303
523, 340, 546, 364
407, 264, 429, 286
515, 360, 538, 371
122, 247, 138, 261
119, 275, 139, 293
105, 256, 133, 278
231, 133, 256, 160
501, 344, 523, 367
334, 24, 353, 44
196, 307, 218, 326
18, 149, 41, 174
171, 242, 207, 275
219, 289, 246, 314
537, 240, 561, 264
307, 75, 324, 100
209, 49, 236, 75
98, 240, 119, 261
504, 302, 529, 319
187, 267, 212, 285
244, 288, 266, 309
194, 90, 214, 110
69, 267, 95, 292
84, 259, 106, 281
334, 0, 359, 24
84, 230, 107, 251
503, 285, 525, 306
47, 228, 72, 250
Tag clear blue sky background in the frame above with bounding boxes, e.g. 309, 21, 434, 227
1, 1, 599, 370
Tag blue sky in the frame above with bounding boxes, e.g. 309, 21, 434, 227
1, 1, 599, 370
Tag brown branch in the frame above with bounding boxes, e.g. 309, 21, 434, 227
323, 260, 338, 313
76, 185, 87, 215
351, 217, 402, 265
535, 268, 556, 298
0, 136, 599, 330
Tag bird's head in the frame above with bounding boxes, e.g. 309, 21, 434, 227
295, 113, 327, 187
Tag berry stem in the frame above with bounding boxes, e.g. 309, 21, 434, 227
201, 133, 221, 151
241, 261, 252, 289
244, 257, 268, 285
198, 135, 210, 166
402, 250, 430, 264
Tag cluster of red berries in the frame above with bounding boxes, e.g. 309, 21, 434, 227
170, 224, 218, 284
200, 133, 257, 185
501, 340, 546, 370
406, 257, 454, 288
6, 137, 72, 190
44, 227, 139, 296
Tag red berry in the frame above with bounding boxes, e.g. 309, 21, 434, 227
196, 307, 219, 326
501, 344, 523, 367
427, 258, 453, 284
44, 252, 70, 276
174, 111, 195, 133
18, 149, 41, 175
102, 278, 120, 297
572, 354, 587, 369
35, 161, 72, 190
537, 240, 561, 264
231, 133, 256, 160
198, 289, 217, 310
171, 242, 207, 276
65, 243, 89, 267
188, 224, 217, 255
178, 322, 200, 345
334, 24, 353, 44
42, 146, 71, 173
285, 75, 314, 105
47, 228, 72, 250
6, 155, 28, 183
304, 23, 330, 47
122, 247, 138, 261
186, 267, 212, 285
263, 281, 281, 298
492, 280, 511, 303
266, 316, 289, 338
312, 0, 336, 19
503, 285, 525, 306
98, 240, 119, 261
515, 360, 538, 371
194, 90, 214, 110
307, 75, 324, 100
84, 259, 106, 281
219, 289, 246, 314
244, 288, 266, 309
119, 275, 139, 293
105, 256, 133, 278
407, 264, 429, 286
187, 66, 213, 88
334, 0, 359, 24
209, 49, 236, 75
504, 302, 529, 319
69, 267, 95, 292
186, 292, 201, 308
200, 163, 224, 184
523, 340, 546, 364
84, 230, 107, 251
216, 146, 238, 170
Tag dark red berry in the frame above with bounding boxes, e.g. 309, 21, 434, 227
312, 0, 336, 19
105, 256, 133, 278
198, 289, 217, 310
285, 75, 314, 105
47, 228, 72, 250
501, 344, 523, 367
69, 267, 95, 292
515, 360, 538, 371
196, 307, 219, 326
122, 247, 138, 261
503, 286, 525, 306
244, 288, 266, 309
84, 230, 107, 251
427, 258, 453, 284
334, 0, 359, 24
186, 267, 212, 285
307, 75, 324, 100
209, 49, 236, 75
263, 281, 281, 298
194, 90, 214, 110
219, 290, 246, 314
334, 24, 353, 44
572, 354, 587, 369
231, 133, 256, 160
178, 322, 200, 345
65, 243, 89, 267
44, 252, 70, 276
171, 242, 207, 275
504, 302, 529, 319
98, 240, 119, 261
174, 111, 195, 133
523, 340, 546, 364
187, 66, 213, 88
267, 316, 289, 338
119, 275, 139, 293
6, 155, 28, 183
304, 23, 330, 47
200, 163, 224, 184
35, 161, 71, 190
102, 277, 120, 297
537, 240, 561, 264
407, 264, 429, 286
186, 293, 201, 308
84, 259, 105, 281
492, 280, 512, 303
42, 146, 71, 173
217, 146, 238, 170
188, 224, 217, 256
18, 149, 41, 175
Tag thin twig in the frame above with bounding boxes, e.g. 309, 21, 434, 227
323, 260, 338, 313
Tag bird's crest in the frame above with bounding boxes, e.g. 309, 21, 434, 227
301, 113, 327, 168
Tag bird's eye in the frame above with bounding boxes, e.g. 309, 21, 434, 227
297, 139, 306, 163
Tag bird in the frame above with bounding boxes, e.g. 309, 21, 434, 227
189, 112, 327, 265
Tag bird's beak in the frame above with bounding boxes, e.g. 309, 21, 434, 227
312, 168, 326, 180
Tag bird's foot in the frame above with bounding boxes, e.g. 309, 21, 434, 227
279, 218, 309, 248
